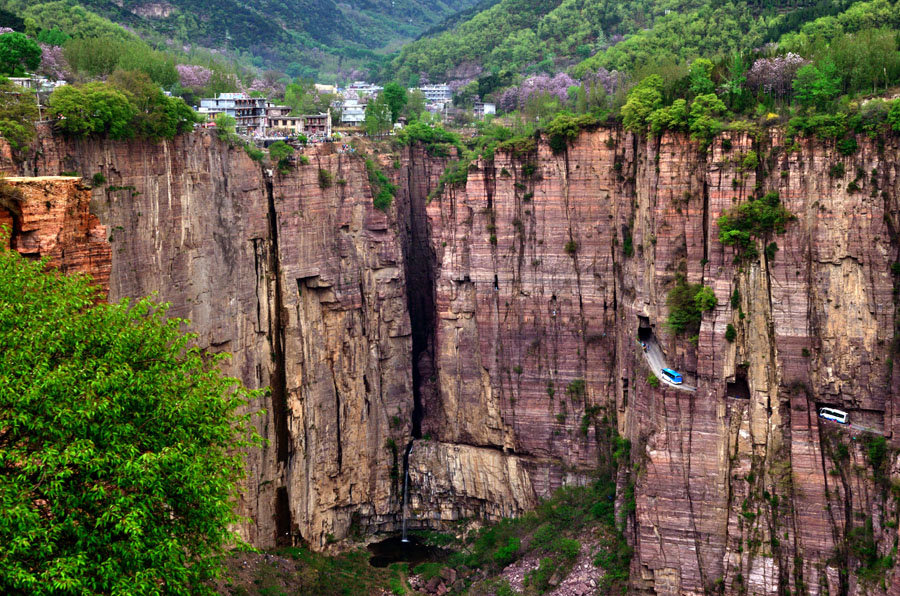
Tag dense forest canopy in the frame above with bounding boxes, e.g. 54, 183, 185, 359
0, 0, 483, 81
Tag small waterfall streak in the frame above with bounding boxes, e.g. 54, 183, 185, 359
401, 442, 414, 542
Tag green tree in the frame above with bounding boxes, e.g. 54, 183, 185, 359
889, 99, 900, 132
403, 89, 427, 121
0, 232, 262, 595
793, 60, 841, 109
0, 77, 39, 151
108, 70, 196, 139
382, 82, 408, 123
648, 99, 688, 134
364, 95, 392, 136
688, 58, 715, 96
213, 113, 237, 140
667, 277, 716, 335
621, 75, 663, 133
48, 83, 137, 140
688, 93, 727, 145
268, 140, 294, 172
0, 32, 42, 76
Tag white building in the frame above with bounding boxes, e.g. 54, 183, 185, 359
418, 84, 453, 103
345, 81, 382, 99
340, 98, 366, 126
474, 101, 496, 118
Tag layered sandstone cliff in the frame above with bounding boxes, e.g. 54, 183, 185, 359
1, 131, 414, 550
417, 128, 900, 595
4, 124, 900, 595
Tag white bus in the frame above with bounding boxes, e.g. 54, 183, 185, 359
818, 407, 849, 425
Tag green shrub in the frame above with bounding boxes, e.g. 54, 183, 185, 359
741, 150, 758, 171
412, 562, 443, 580
717, 191, 794, 261
725, 324, 736, 343
565, 379, 585, 401
493, 537, 521, 567
837, 137, 858, 156
318, 168, 333, 189
564, 240, 578, 255
365, 159, 396, 212
531, 523, 555, 551
268, 141, 294, 171
667, 276, 717, 335
298, 155, 310, 165
730, 288, 740, 309
552, 538, 581, 561
91, 172, 107, 186
525, 557, 557, 593
244, 145, 264, 162
647, 373, 660, 387
829, 162, 845, 178
622, 226, 634, 257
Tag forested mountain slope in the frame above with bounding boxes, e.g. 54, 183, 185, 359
2, 0, 482, 77
390, 0, 898, 82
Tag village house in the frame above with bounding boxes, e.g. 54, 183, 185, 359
417, 84, 452, 104
345, 81, 382, 99
303, 112, 332, 138
198, 93, 267, 135
473, 101, 497, 118
339, 97, 366, 126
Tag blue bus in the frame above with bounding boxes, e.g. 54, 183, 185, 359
661, 368, 683, 384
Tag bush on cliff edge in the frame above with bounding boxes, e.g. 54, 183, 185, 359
0, 229, 262, 595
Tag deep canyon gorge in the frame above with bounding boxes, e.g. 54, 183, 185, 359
2, 124, 900, 595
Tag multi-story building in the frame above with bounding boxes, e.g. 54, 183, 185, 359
267, 116, 304, 135
345, 81, 382, 99
340, 98, 366, 126
303, 112, 332, 138
418, 84, 453, 104
198, 93, 266, 135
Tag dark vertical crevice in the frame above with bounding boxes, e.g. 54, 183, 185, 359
275, 487, 292, 547
401, 146, 437, 439
264, 173, 293, 544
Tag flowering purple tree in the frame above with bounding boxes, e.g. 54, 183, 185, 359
176, 64, 212, 89
586, 67, 624, 96
0, 27, 13, 35
498, 72, 578, 112
746, 53, 808, 97
37, 43, 69, 80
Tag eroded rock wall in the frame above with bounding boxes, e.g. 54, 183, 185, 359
421, 128, 900, 595
1, 131, 414, 549
6, 125, 900, 594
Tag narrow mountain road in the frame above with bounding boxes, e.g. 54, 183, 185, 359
818, 418, 885, 436
641, 337, 697, 392
849, 422, 885, 436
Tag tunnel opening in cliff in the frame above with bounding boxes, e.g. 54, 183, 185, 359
726, 370, 751, 400
637, 315, 652, 341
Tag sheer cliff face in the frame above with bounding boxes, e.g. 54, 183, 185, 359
420, 129, 900, 595
2, 132, 414, 549
4, 127, 900, 594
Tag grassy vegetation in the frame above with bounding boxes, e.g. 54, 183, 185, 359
221, 547, 412, 596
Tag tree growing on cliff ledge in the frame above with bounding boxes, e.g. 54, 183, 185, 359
0, 231, 262, 595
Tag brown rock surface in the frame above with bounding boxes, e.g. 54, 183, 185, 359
4, 125, 900, 595
1, 176, 110, 291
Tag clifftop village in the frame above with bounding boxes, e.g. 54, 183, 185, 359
195, 82, 495, 140
8, 74, 496, 146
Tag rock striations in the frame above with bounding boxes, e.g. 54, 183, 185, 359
3, 124, 900, 594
